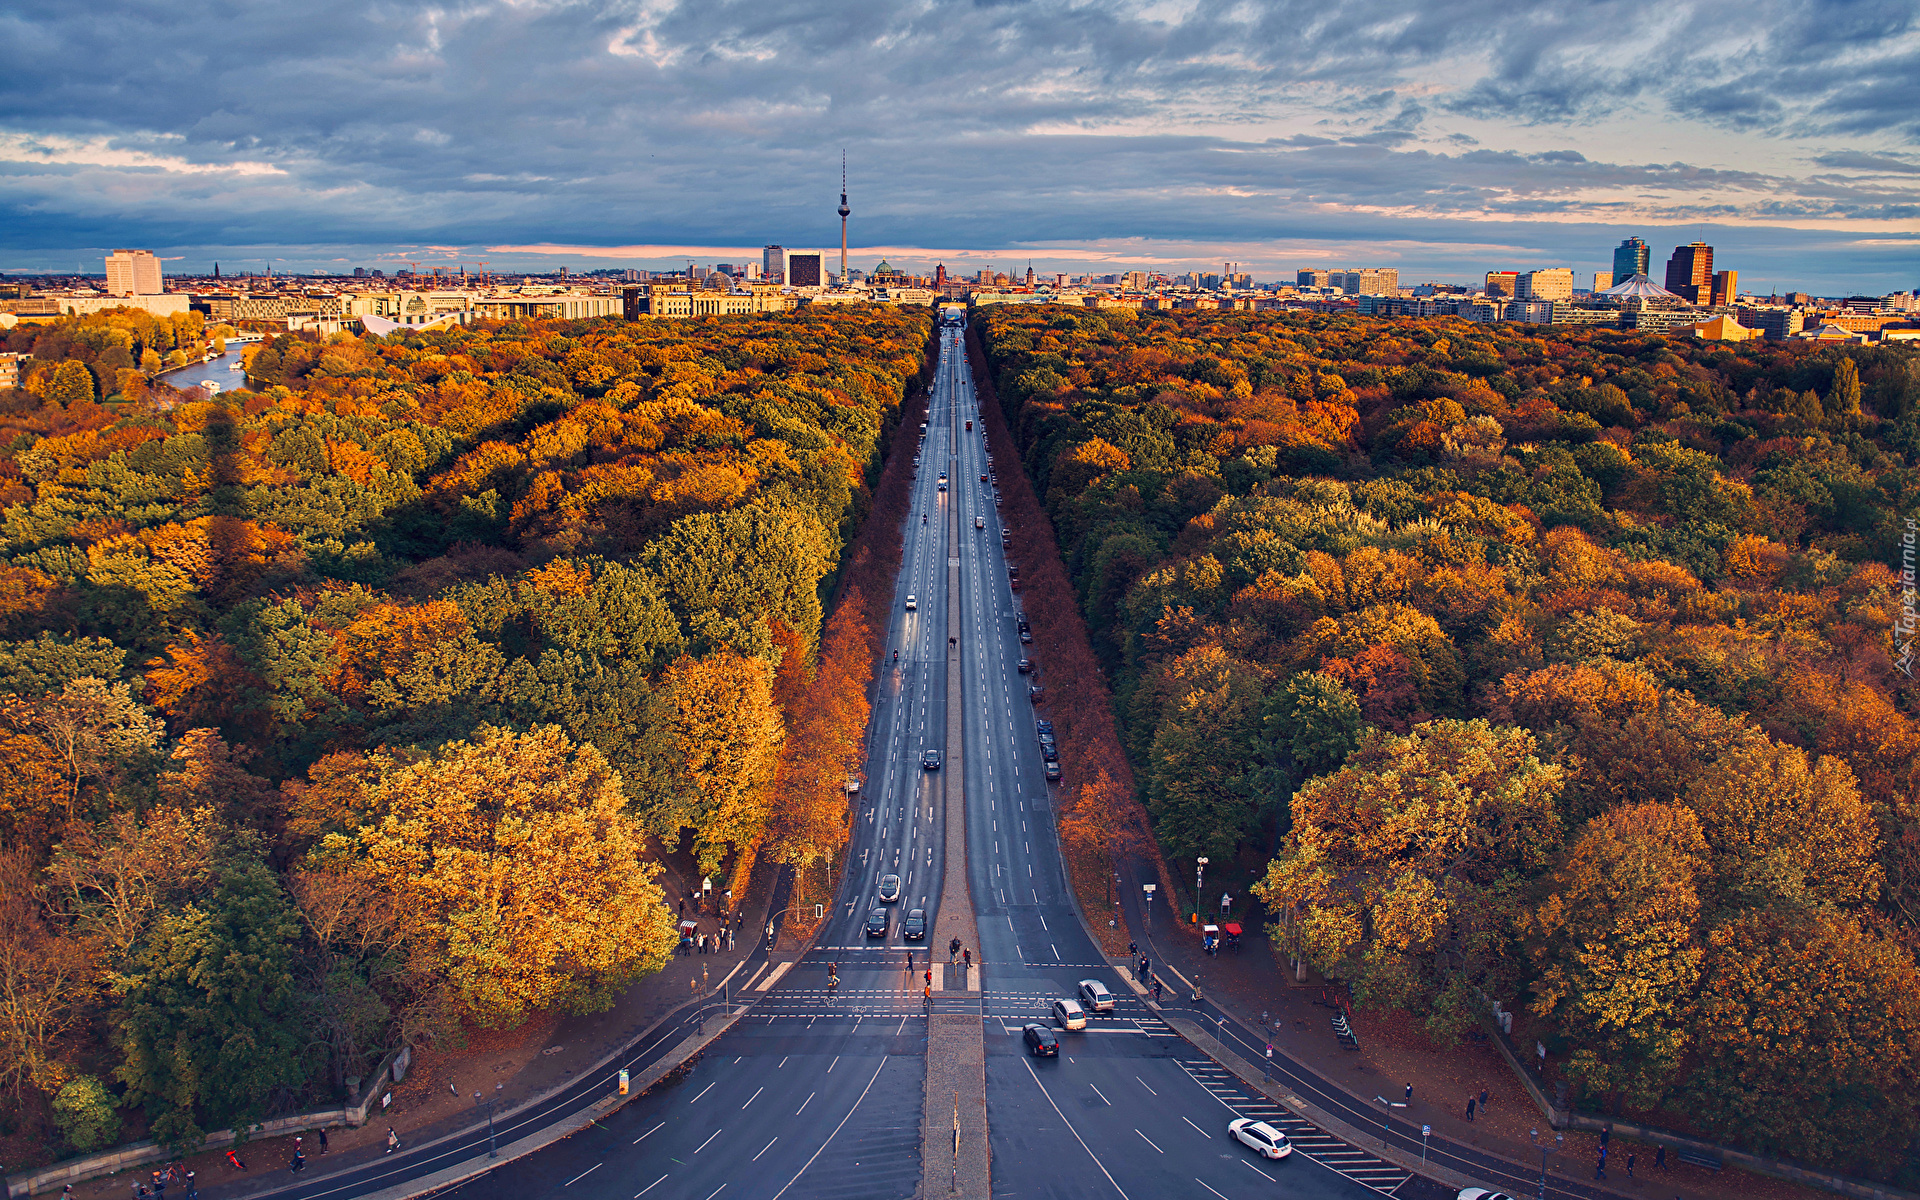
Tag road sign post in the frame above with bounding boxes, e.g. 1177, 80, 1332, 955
1143, 883, 1155, 928
1422, 1125, 1431, 1166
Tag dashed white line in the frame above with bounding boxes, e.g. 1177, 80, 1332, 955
564, 1164, 602, 1186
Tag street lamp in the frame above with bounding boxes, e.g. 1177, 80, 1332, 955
1196, 858, 1209, 922
473, 1085, 502, 1158
1530, 1128, 1563, 1200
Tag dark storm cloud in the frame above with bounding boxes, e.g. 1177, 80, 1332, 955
0, 0, 1915, 288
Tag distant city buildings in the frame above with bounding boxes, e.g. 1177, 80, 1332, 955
762, 245, 788, 285
1517, 268, 1574, 301
1485, 272, 1518, 299
105, 249, 163, 296
787, 253, 823, 288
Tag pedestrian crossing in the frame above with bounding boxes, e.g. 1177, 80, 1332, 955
1175, 1059, 1412, 1195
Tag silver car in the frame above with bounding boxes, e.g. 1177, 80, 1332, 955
1077, 979, 1115, 1013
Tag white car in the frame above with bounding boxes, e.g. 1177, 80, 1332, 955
1458, 1191, 1515, 1200
1077, 979, 1115, 1013
1229, 1118, 1293, 1159
905, 595, 916, 611
1051, 998, 1088, 1030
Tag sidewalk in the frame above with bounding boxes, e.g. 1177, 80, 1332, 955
1113, 860, 1836, 1200
48, 855, 784, 1200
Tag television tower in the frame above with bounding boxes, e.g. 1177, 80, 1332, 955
838, 151, 850, 288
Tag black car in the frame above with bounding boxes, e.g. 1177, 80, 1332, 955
903, 909, 927, 940
1019, 628, 1032, 644
1017, 658, 1032, 674
865, 908, 889, 938
1040, 741, 1058, 762
923, 749, 942, 770
1022, 1023, 1059, 1057
1036, 720, 1054, 734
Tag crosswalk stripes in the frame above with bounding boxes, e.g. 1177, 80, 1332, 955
1175, 1060, 1412, 1195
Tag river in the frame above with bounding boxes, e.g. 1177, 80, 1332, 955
152, 339, 262, 396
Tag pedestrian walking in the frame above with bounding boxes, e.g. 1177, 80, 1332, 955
1405, 1083, 1413, 1102
949, 937, 962, 962
963, 948, 971, 968
318, 1127, 329, 1153
678, 898, 685, 918
1655, 1146, 1666, 1171
386, 1128, 400, 1154
1465, 1097, 1476, 1122
924, 968, 933, 988
153, 1169, 167, 1197
225, 1149, 248, 1171
185, 1172, 197, 1200
1628, 1153, 1636, 1179
1478, 1086, 1489, 1114
1152, 979, 1163, 1002
291, 1138, 306, 1174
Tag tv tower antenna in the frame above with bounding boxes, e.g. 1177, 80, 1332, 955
838, 151, 850, 288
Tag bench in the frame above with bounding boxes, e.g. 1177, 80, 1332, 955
1675, 1149, 1722, 1172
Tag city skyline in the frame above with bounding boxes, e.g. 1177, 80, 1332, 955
2, 0, 1916, 292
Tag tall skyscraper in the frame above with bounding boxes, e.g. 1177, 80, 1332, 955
105, 249, 162, 296
1612, 238, 1651, 281
1711, 269, 1738, 307
1593, 271, 1614, 292
1664, 242, 1714, 303
1485, 271, 1518, 298
762, 245, 787, 285
1297, 269, 1331, 289
837, 152, 850, 288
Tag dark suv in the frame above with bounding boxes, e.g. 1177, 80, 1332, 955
865, 908, 889, 938
923, 749, 942, 770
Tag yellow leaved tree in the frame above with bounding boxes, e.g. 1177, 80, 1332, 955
338, 725, 674, 1028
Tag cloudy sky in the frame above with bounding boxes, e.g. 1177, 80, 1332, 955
3, 0, 1917, 291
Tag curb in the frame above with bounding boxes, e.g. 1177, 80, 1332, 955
358, 1007, 750, 1200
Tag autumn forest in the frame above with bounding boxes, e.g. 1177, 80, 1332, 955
0, 306, 929, 1159
978, 306, 1920, 1177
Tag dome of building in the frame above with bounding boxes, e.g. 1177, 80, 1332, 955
1597, 273, 1682, 300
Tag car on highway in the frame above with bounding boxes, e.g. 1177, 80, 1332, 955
1229, 1118, 1294, 1160
905, 594, 916, 611
1078, 980, 1115, 1012
979, 473, 988, 483
1045, 760, 1062, 782
938, 474, 948, 491
1022, 1023, 1060, 1057
1017, 658, 1032, 674
865, 908, 889, 938
1051, 998, 1088, 1030
923, 749, 942, 770
975, 516, 985, 529
878, 874, 901, 902
903, 909, 927, 940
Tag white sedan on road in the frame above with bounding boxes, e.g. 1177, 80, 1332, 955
1229, 1118, 1293, 1159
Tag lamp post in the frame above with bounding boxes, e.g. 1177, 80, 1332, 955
1530, 1128, 1563, 1200
474, 1085, 502, 1158
1196, 857, 1209, 922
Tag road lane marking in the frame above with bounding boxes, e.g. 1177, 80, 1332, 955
689, 1082, 716, 1103
741, 1086, 763, 1109
752, 1136, 779, 1162
1195, 1181, 1232, 1200
770, 1056, 892, 1200
635, 1175, 668, 1197
1136, 1129, 1163, 1154
1091, 1084, 1111, 1106
796, 1091, 815, 1114
695, 1128, 723, 1153
703, 1188, 726, 1200
564, 1163, 602, 1186
633, 1121, 664, 1144
1021, 1057, 1132, 1200
1243, 1161, 1278, 1182
1184, 1116, 1212, 1138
